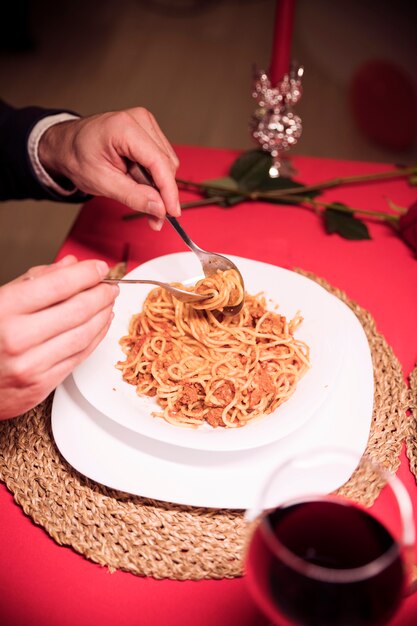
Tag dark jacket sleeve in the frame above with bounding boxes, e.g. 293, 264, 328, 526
0, 100, 88, 202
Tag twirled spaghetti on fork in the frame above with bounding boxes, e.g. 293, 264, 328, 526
117, 269, 310, 428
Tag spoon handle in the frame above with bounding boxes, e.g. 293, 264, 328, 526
166, 215, 202, 253
126, 160, 157, 188
126, 160, 205, 255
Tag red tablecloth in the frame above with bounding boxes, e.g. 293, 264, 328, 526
1, 146, 417, 626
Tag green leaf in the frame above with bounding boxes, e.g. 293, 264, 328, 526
201, 176, 244, 206
257, 176, 304, 193
324, 207, 371, 240
408, 174, 417, 186
230, 150, 272, 190
229, 149, 319, 197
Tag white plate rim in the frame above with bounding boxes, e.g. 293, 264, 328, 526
72, 253, 349, 452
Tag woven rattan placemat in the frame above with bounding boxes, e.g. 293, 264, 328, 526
0, 272, 410, 580
406, 366, 417, 479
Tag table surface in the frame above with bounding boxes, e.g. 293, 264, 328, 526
1, 145, 417, 626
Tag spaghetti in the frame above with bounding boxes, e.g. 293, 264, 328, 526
117, 270, 310, 429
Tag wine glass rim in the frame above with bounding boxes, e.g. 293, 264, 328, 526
250, 447, 415, 583
260, 495, 403, 583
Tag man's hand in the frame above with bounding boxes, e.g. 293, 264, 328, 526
0, 255, 119, 420
38, 107, 180, 231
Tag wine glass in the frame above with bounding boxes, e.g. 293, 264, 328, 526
244, 448, 415, 626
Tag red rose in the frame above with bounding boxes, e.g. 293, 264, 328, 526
399, 202, 417, 255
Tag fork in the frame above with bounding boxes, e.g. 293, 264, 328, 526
102, 277, 211, 303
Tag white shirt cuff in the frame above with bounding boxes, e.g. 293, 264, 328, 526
28, 113, 80, 196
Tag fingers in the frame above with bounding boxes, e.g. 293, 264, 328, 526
10, 304, 114, 378
6, 281, 119, 354
0, 311, 113, 419
121, 130, 180, 219
0, 257, 119, 420
7, 259, 111, 314
147, 215, 165, 231
107, 109, 180, 219
43, 313, 113, 385
38, 106, 181, 221
99, 168, 168, 219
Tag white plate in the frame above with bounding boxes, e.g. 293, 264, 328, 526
72, 253, 348, 452
52, 297, 373, 510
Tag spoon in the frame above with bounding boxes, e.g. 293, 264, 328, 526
127, 161, 245, 316
102, 278, 211, 304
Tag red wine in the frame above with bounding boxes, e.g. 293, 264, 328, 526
259, 500, 405, 626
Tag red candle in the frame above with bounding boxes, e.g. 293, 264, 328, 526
269, 0, 295, 84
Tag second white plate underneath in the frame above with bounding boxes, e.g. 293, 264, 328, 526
52, 302, 373, 510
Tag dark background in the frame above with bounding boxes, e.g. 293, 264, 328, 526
1, 0, 416, 282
